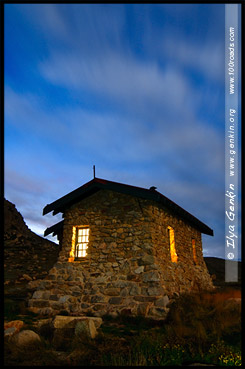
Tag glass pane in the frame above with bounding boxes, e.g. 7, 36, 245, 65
76, 228, 89, 258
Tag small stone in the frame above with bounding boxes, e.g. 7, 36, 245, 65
138, 255, 154, 266
4, 320, 24, 332
148, 307, 169, 318
91, 295, 105, 303
142, 271, 160, 282
22, 274, 32, 281
94, 276, 107, 284
32, 290, 44, 299
132, 246, 140, 251
147, 286, 163, 296
154, 295, 169, 307
4, 327, 17, 337
129, 284, 141, 296
108, 297, 123, 304
134, 266, 144, 274
137, 303, 150, 316
104, 288, 120, 296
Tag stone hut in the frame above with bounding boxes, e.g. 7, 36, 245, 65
28, 177, 214, 319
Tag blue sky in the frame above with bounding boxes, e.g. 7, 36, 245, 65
4, 4, 241, 260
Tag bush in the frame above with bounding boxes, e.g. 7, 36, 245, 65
165, 290, 241, 350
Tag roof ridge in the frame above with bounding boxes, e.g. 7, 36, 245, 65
42, 177, 213, 236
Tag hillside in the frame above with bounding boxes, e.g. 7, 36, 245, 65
4, 199, 60, 298
204, 257, 241, 288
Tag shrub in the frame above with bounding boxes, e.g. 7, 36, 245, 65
204, 342, 242, 366
165, 290, 241, 350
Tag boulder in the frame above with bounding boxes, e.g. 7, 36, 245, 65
52, 315, 102, 329
12, 330, 41, 347
74, 319, 97, 339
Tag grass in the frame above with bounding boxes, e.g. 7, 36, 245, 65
4, 288, 241, 366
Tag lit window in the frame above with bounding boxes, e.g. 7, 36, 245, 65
75, 227, 89, 259
168, 226, 178, 263
192, 239, 198, 264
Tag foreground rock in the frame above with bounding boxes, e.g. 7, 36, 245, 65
52, 315, 102, 330
52, 315, 102, 339
11, 330, 41, 347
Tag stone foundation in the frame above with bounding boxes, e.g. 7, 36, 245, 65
29, 190, 214, 319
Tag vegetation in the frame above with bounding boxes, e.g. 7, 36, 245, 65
4, 288, 241, 366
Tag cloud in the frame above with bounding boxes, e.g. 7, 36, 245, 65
15, 4, 70, 41
163, 38, 224, 82
5, 84, 224, 183
4, 166, 63, 238
39, 51, 193, 111
4, 168, 46, 196
14, 4, 126, 54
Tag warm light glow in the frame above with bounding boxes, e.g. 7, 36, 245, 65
75, 227, 89, 258
192, 239, 198, 264
68, 226, 77, 262
168, 226, 178, 263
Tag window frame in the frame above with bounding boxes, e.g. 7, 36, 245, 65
74, 226, 89, 260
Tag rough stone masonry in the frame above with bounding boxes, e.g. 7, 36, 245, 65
29, 179, 214, 319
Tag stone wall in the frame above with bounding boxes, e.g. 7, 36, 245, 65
29, 190, 214, 319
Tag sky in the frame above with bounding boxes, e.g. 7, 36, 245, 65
4, 4, 241, 260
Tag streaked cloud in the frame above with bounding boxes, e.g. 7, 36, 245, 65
5, 4, 240, 260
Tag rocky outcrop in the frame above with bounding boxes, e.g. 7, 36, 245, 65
4, 199, 60, 288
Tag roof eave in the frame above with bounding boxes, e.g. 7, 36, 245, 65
42, 178, 214, 236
